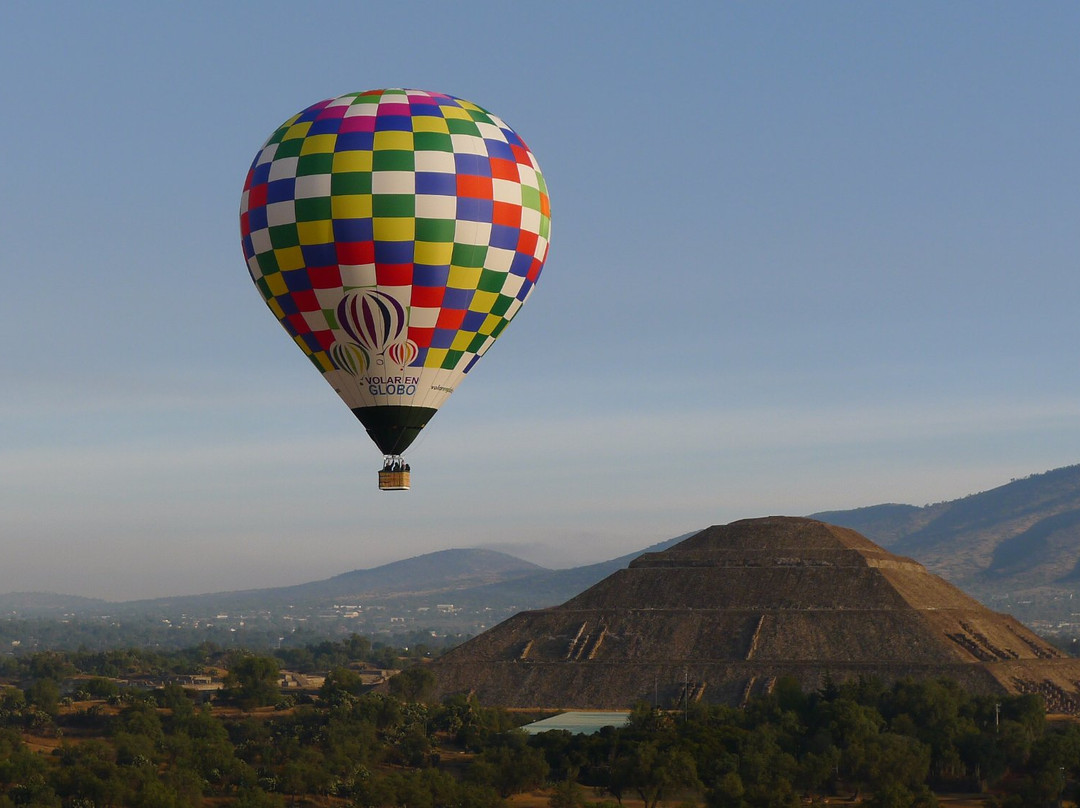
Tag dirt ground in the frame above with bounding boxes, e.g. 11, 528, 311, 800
506, 792, 997, 807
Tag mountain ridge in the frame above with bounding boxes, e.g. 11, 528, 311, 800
813, 464, 1080, 625
0, 538, 692, 619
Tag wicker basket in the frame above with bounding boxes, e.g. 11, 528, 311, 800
378, 470, 411, 491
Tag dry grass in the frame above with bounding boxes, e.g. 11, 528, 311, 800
505, 790, 996, 806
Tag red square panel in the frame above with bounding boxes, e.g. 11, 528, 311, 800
409, 327, 434, 348
490, 158, 519, 181
436, 308, 466, 330
337, 241, 375, 264
457, 174, 493, 200
411, 286, 445, 307
292, 289, 320, 311
376, 264, 413, 286
493, 201, 522, 228
286, 313, 309, 334
308, 265, 342, 288
248, 184, 268, 209
517, 231, 538, 255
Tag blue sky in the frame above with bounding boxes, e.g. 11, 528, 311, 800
3, 2, 1080, 599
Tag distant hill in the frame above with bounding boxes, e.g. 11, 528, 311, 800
10, 462, 1080, 634
0, 537, 693, 623
454, 532, 696, 608
128, 548, 549, 612
813, 464, 1080, 625
0, 591, 112, 616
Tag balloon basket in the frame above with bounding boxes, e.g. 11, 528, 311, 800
379, 470, 411, 491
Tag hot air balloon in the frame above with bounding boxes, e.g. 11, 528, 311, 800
239, 89, 550, 490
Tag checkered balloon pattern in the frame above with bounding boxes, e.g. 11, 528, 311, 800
239, 89, 550, 417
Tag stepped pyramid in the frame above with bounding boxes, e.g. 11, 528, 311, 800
432, 517, 1080, 710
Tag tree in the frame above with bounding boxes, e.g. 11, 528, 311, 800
623, 741, 702, 808
469, 733, 550, 797
549, 769, 587, 808
84, 677, 120, 700
25, 678, 61, 716
707, 771, 745, 808
847, 732, 930, 801
319, 667, 365, 706
221, 655, 280, 709
388, 665, 436, 703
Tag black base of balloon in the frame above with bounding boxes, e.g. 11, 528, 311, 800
351, 405, 437, 455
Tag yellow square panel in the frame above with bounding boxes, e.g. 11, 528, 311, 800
440, 105, 471, 120
412, 116, 450, 133
469, 290, 498, 312
373, 218, 415, 241
268, 298, 285, 318
333, 151, 373, 172
451, 331, 475, 351
414, 240, 454, 265
313, 353, 333, 372
373, 130, 413, 151
265, 272, 289, 297
283, 121, 313, 140
479, 313, 502, 335
331, 195, 373, 219
297, 220, 333, 244
447, 266, 482, 289
426, 348, 449, 367
275, 246, 306, 271
300, 134, 337, 155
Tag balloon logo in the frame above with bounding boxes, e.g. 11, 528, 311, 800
329, 341, 369, 376
239, 89, 550, 487
385, 340, 419, 368
337, 289, 408, 356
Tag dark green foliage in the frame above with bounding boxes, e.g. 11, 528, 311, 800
221, 654, 281, 708
2, 639, 1079, 805
388, 663, 437, 703
24, 677, 60, 716
520, 676, 1076, 807
465, 729, 550, 796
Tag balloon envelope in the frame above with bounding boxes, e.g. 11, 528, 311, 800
240, 89, 550, 456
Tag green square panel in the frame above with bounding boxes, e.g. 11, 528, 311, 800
446, 118, 480, 137
372, 150, 415, 172
413, 132, 454, 152
294, 197, 332, 221
521, 185, 541, 211
477, 269, 504, 293
373, 194, 415, 217
269, 223, 300, 249
331, 172, 372, 194
256, 252, 280, 275
415, 217, 456, 242
451, 242, 487, 268
274, 138, 304, 159
296, 153, 334, 176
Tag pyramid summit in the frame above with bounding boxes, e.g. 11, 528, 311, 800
432, 517, 1080, 710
